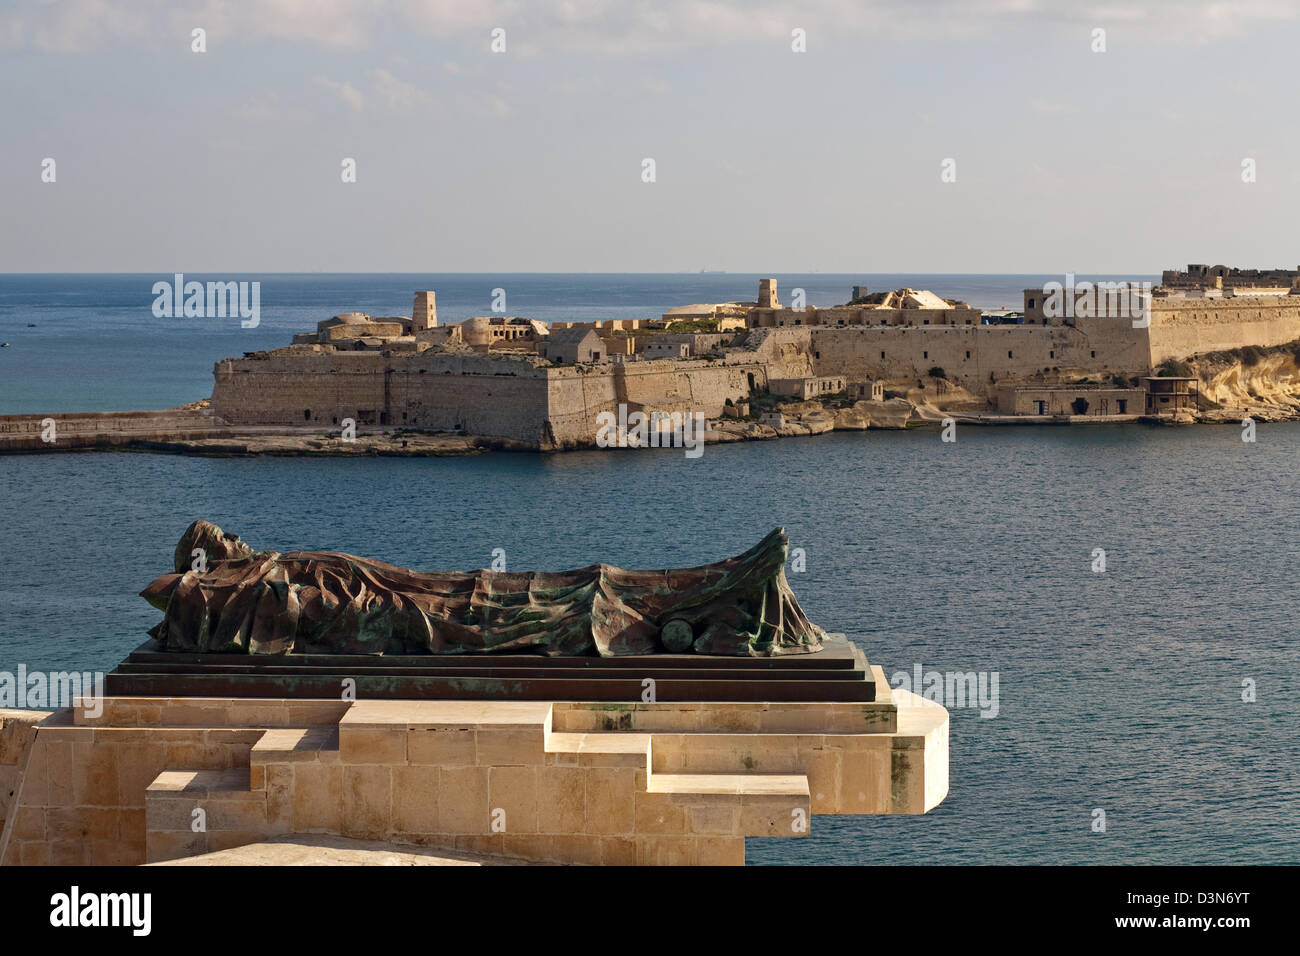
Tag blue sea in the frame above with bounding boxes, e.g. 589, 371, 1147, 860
1, 274, 1296, 866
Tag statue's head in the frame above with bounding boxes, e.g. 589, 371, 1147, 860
173, 519, 255, 572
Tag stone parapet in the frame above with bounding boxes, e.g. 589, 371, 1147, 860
1, 680, 948, 866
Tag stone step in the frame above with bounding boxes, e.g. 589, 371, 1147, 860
249, 727, 340, 789
647, 773, 809, 796
144, 769, 272, 863
544, 731, 649, 768
251, 727, 340, 763
147, 768, 255, 796
640, 773, 811, 838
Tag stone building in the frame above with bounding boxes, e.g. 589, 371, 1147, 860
748, 281, 981, 330
643, 341, 690, 360
848, 381, 886, 402
294, 314, 406, 347
412, 291, 438, 330
994, 384, 1144, 417
769, 376, 847, 400
1161, 263, 1300, 293
454, 316, 547, 350
1143, 377, 1197, 414
541, 328, 605, 365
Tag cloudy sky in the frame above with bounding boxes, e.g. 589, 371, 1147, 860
3, 0, 1300, 273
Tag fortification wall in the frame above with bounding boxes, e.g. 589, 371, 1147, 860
809, 321, 1152, 393
1147, 298, 1300, 364
0, 410, 219, 452
211, 349, 552, 445
0, 710, 48, 843
543, 359, 772, 448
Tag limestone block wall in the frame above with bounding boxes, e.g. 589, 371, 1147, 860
0, 681, 946, 868
809, 321, 1152, 396
0, 710, 48, 840
401, 366, 551, 443
211, 350, 554, 445
211, 351, 390, 425
0, 687, 947, 867
0, 410, 220, 452
1147, 298, 1300, 364
542, 360, 767, 448
0, 700, 348, 866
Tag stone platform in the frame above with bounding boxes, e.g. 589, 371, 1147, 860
105, 636, 875, 702
0, 668, 948, 866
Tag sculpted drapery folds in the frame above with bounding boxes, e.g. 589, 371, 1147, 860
141, 521, 826, 658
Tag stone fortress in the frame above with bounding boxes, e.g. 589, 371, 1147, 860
203, 265, 1300, 449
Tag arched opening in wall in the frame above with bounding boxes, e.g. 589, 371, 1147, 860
747, 372, 755, 390
303, 409, 311, 420
1072, 397, 1090, 415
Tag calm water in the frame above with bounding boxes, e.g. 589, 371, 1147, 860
0, 275, 1295, 865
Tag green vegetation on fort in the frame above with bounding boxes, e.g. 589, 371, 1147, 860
846, 292, 890, 306
664, 319, 724, 333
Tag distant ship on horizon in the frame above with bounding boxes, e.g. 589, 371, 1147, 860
699, 269, 727, 274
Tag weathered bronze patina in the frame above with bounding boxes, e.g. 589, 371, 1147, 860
141, 521, 826, 658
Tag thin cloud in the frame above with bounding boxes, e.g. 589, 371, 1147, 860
369, 68, 433, 110
314, 75, 366, 111
4, 1, 1298, 54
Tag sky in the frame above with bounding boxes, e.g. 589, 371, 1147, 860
3, 0, 1300, 274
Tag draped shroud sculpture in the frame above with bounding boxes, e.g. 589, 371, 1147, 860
140, 521, 827, 658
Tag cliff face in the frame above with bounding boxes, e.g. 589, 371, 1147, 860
1193, 350, 1300, 418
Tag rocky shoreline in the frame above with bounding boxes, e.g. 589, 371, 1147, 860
2, 392, 1296, 460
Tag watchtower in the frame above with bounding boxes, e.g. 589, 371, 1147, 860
413, 291, 438, 330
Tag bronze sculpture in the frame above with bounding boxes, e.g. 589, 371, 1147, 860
141, 521, 826, 658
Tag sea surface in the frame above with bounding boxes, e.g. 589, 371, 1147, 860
0, 274, 1296, 866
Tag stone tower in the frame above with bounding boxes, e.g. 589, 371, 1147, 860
413, 291, 438, 330
757, 278, 779, 309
